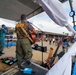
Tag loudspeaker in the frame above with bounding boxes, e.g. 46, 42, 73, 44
34, 44, 38, 49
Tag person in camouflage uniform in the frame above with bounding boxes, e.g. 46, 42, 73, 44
15, 14, 37, 67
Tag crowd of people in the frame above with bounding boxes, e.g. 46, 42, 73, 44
41, 36, 75, 53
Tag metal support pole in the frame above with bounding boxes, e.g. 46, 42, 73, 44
69, 0, 75, 26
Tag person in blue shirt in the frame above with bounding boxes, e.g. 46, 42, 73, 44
0, 24, 7, 56
62, 38, 70, 52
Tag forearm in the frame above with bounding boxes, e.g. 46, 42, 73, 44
32, 29, 37, 34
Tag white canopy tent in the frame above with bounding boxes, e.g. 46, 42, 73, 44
36, 0, 76, 34
0, 0, 76, 75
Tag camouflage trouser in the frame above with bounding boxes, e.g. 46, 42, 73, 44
16, 38, 32, 65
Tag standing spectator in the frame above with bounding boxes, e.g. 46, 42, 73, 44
45, 37, 48, 42
62, 38, 70, 52
0, 24, 7, 56
49, 37, 52, 45
55, 37, 59, 46
52, 37, 55, 44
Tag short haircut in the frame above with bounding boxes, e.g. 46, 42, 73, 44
2, 24, 5, 27
21, 14, 27, 20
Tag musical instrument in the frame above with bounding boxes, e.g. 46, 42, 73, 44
44, 41, 62, 69
29, 33, 36, 44
20, 25, 36, 45
46, 47, 53, 62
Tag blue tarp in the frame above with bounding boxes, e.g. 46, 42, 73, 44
4, 42, 16, 47
72, 60, 76, 75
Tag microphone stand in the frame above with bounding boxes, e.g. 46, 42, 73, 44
28, 21, 45, 66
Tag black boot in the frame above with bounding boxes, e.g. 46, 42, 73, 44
0, 52, 5, 54
0, 53, 2, 56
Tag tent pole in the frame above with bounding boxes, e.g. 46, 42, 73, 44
69, 0, 75, 26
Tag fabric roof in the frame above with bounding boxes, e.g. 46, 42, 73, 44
0, 0, 68, 21
0, 0, 43, 21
